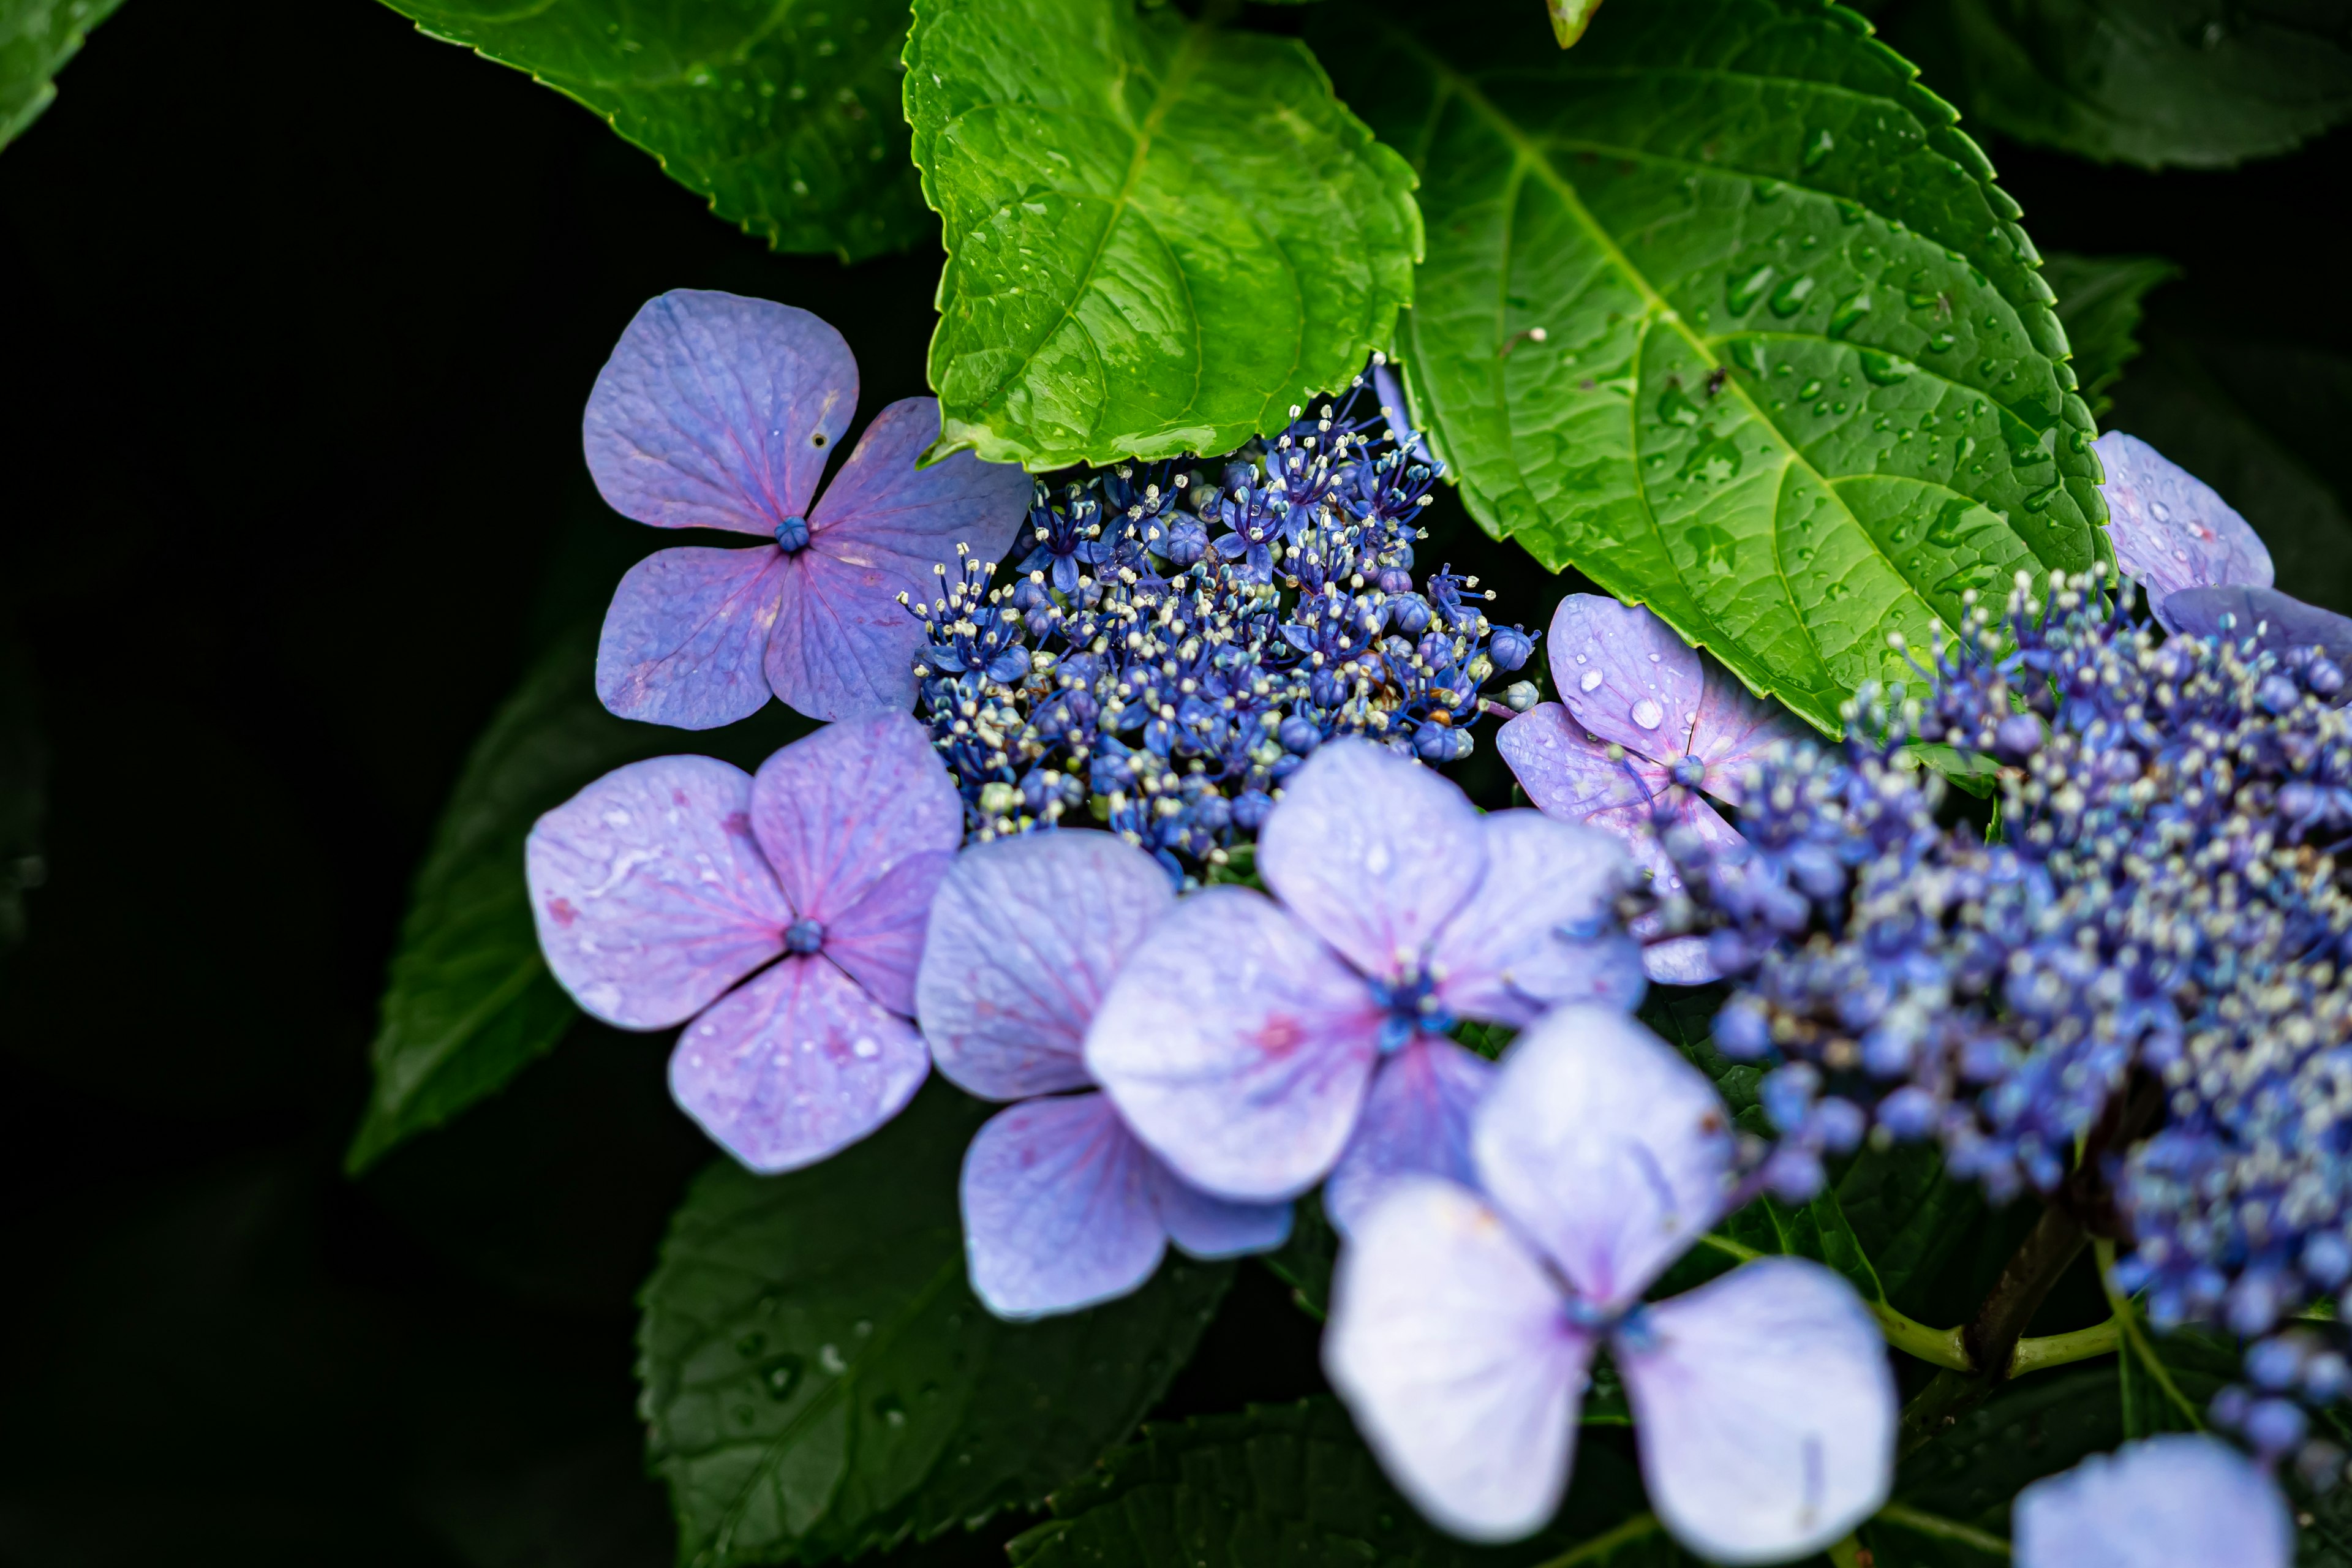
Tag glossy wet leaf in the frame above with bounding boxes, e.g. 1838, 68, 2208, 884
638, 1081, 1231, 1567
1889, 0, 2352, 170
347, 627, 806, 1174
378, 0, 930, 262
1835, 1139, 1983, 1314
1005, 1397, 1668, 1567
1320, 0, 2103, 734
1, 0, 125, 151
2044, 252, 2177, 419
905, 0, 1421, 470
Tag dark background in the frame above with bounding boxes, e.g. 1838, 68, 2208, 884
1, 1, 2346, 1562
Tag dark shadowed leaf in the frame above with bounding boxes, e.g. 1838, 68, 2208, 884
638, 1081, 1232, 1567
2042, 252, 2177, 418
0, 0, 125, 151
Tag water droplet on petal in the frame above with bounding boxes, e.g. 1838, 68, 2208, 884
1580, 669, 1605, 693
1630, 697, 1664, 729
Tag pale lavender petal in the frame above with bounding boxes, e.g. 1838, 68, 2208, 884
1620, 1258, 1895, 1565
2163, 584, 2352, 665
1496, 706, 1730, 899
583, 289, 855, 537
1324, 1176, 1596, 1544
818, 849, 954, 1017
2015, 1434, 2291, 1568
749, 714, 963, 928
918, 831, 1174, 1102
2097, 431, 2273, 615
1472, 1004, 1733, 1305
1085, 886, 1385, 1201
595, 545, 789, 730
1686, 664, 1812, 805
526, 755, 788, 1028
1642, 935, 1722, 986
959, 1092, 1165, 1319
668, 954, 928, 1173
1147, 1156, 1294, 1259
1257, 738, 1484, 985
1323, 1037, 1494, 1237
1546, 594, 1705, 761
1431, 810, 1643, 1026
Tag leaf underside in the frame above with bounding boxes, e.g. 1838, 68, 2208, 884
378, 0, 931, 262
1321, 0, 2106, 734
905, 0, 1423, 470
638, 1082, 1232, 1568
1, 0, 127, 151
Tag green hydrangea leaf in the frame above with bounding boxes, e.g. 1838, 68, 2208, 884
1835, 1138, 1984, 1314
2042, 252, 2177, 419
377, 0, 931, 263
346, 626, 807, 1174
1888, 0, 2352, 170
1, 0, 126, 151
904, 0, 1422, 470
1319, 0, 2105, 734
638, 1081, 1232, 1567
1005, 1397, 1667, 1567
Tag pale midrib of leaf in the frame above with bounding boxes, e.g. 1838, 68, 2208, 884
380, 946, 548, 1098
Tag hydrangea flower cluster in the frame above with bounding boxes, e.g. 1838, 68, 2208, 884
900, 379, 1538, 876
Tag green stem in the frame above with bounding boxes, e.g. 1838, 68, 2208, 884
1873, 1502, 2013, 1556
2008, 1316, 2120, 1377
2094, 1238, 2204, 1430
1525, 1512, 1661, 1568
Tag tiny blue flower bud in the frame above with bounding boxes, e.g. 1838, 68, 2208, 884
1715, 997, 1772, 1059
1812, 1096, 1865, 1155
1994, 712, 2043, 757
1762, 1145, 1826, 1204
784, 917, 826, 955
1490, 625, 1535, 671
1278, 716, 1322, 756
2305, 1351, 2350, 1403
2310, 657, 2345, 698
1232, 789, 1274, 830
1389, 594, 1433, 635
1877, 1085, 1939, 1140
2305, 1233, 2352, 1288
1378, 565, 1415, 594
2244, 1398, 2309, 1457
2246, 1336, 2305, 1390
1760, 1063, 1820, 1134
1502, 680, 1540, 713
2259, 673, 2301, 714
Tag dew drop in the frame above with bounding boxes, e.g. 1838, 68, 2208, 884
1580, 669, 1605, 693
1630, 697, 1665, 730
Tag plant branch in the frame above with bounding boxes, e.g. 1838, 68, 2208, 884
1527, 1512, 1661, 1568
1872, 1502, 2015, 1556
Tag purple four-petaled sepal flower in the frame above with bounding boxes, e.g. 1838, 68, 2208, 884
584, 290, 1031, 729
1497, 594, 1809, 982
1084, 737, 1643, 1223
2014, 1434, 2290, 1568
2095, 432, 2274, 629
916, 831, 1291, 1318
526, 714, 960, 1171
1324, 1004, 1896, 1558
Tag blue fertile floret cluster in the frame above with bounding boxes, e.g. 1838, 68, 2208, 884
903, 379, 1537, 877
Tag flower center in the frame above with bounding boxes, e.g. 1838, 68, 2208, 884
1670, 754, 1705, 788
1368, 970, 1453, 1053
775, 515, 812, 553
784, 917, 826, 956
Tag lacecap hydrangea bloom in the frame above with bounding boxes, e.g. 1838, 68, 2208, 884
1085, 738, 1642, 1230
585, 290, 1030, 728
1326, 1003, 1895, 1559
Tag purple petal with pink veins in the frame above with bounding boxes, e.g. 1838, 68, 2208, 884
1498, 707, 1732, 898
2163, 584, 2352, 667
1472, 1005, 1733, 1306
1257, 739, 1484, 985
1431, 811, 1643, 1026
1619, 1258, 1894, 1564
816, 849, 954, 1017
1324, 1038, 1494, 1237
748, 714, 962, 927
1687, 663, 1813, 805
2096, 432, 2272, 621
526, 755, 789, 1028
583, 290, 855, 536
1545, 594, 1704, 761
2015, 1434, 2291, 1568
959, 1092, 1167, 1319
1085, 886, 1385, 1202
595, 545, 789, 730
762, 556, 931, 721
668, 954, 928, 1174
1325, 1177, 1596, 1544
1147, 1155, 1293, 1259
918, 832, 1174, 1102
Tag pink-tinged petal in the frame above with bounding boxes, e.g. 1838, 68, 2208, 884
761, 556, 929, 722
959, 1092, 1166, 1319
1686, 665, 1812, 805
1324, 1038, 1494, 1237
1498, 708, 1741, 900
526, 755, 788, 1028
1546, 594, 1705, 761
1433, 810, 1643, 1026
1641, 935, 1722, 986
583, 290, 855, 537
2163, 584, 2352, 666
668, 955, 927, 1174
1325, 1177, 1596, 1544
2096, 432, 2273, 617
1473, 1005, 1733, 1305
809, 398, 1031, 569
749, 714, 963, 927
595, 545, 789, 730
2015, 1434, 2291, 1568
1147, 1156, 1294, 1259
1619, 1259, 1895, 1565
1085, 886, 1385, 1202
1257, 739, 1484, 985
818, 849, 954, 1017
918, 832, 1174, 1102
